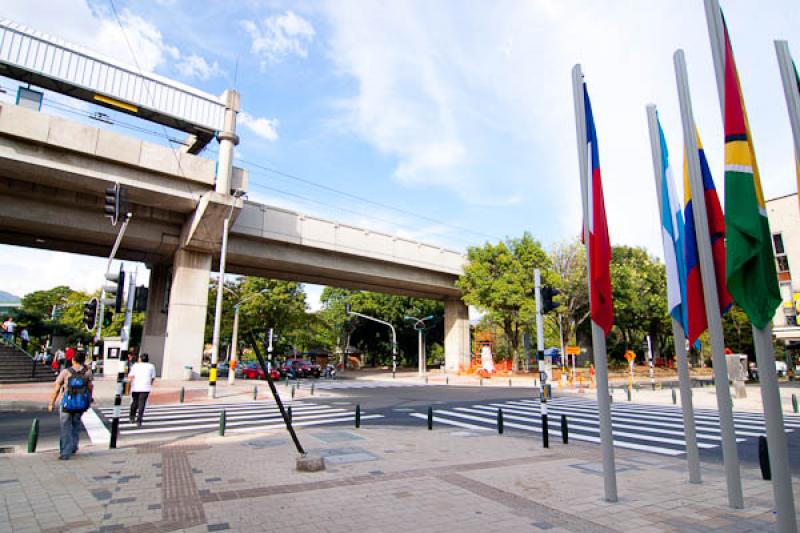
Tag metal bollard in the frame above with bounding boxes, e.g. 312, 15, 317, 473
311, 383, 315, 396
288, 406, 293, 425
672, 388, 677, 405
508, 378, 512, 387
425, 376, 428, 385
480, 378, 483, 387
446, 375, 449, 385
219, 410, 226, 437
27, 418, 39, 453
355, 404, 361, 428
427, 406, 433, 430
179, 387, 185, 404
285, 376, 290, 387
291, 385, 296, 399
626, 387, 632, 402
542, 404, 549, 449
561, 414, 568, 444
497, 408, 504, 434
793, 394, 798, 414
758, 435, 771, 480
609, 392, 613, 404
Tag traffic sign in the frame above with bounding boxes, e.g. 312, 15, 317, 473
566, 345, 581, 355
624, 351, 636, 362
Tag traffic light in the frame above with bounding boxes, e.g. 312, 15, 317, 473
83, 298, 98, 331
103, 267, 125, 313
104, 183, 120, 225
103, 309, 113, 327
133, 286, 148, 313
541, 286, 561, 314
104, 183, 128, 226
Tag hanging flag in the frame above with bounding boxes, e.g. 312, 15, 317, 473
683, 129, 732, 345
656, 116, 689, 335
583, 84, 614, 335
722, 14, 781, 329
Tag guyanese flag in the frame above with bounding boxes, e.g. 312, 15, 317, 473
722, 13, 781, 329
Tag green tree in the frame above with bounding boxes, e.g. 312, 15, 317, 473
457, 232, 554, 371
608, 246, 670, 360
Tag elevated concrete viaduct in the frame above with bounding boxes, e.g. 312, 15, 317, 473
0, 102, 471, 378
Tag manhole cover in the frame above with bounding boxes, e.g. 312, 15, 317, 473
312, 431, 365, 444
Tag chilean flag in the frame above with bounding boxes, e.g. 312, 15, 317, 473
584, 84, 614, 335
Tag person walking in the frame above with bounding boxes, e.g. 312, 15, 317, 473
48, 351, 93, 460
128, 353, 156, 427
20, 328, 29, 352
2, 316, 15, 344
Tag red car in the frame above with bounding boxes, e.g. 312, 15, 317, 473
241, 363, 280, 381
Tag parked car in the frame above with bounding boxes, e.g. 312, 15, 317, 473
282, 359, 321, 378
241, 362, 280, 380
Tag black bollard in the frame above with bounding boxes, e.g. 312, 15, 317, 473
446, 375, 449, 385
497, 408, 504, 434
758, 435, 771, 480
355, 404, 361, 428
672, 388, 677, 405
425, 376, 428, 385
793, 394, 798, 414
542, 407, 549, 448
626, 387, 632, 402
508, 378, 512, 387
311, 383, 315, 396
427, 406, 433, 430
219, 410, 226, 436
253, 385, 258, 400
291, 385, 295, 399
561, 414, 568, 444
179, 387, 185, 403
480, 378, 483, 387
27, 418, 39, 453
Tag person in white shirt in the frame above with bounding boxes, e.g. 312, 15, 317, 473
128, 353, 156, 427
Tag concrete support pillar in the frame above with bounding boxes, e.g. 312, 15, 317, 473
140, 263, 170, 376
216, 90, 240, 195
161, 249, 212, 380
444, 299, 470, 373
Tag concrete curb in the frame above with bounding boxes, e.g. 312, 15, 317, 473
0, 400, 50, 412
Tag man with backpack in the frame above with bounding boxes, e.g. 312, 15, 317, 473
48, 351, 93, 460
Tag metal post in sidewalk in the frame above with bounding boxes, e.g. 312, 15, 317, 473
572, 63, 617, 503
674, 48, 742, 507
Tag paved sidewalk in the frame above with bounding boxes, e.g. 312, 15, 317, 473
1, 418, 798, 532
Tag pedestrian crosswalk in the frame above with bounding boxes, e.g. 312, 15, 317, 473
97, 400, 382, 436
409, 396, 800, 456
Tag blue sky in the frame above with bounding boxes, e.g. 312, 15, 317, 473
0, 0, 798, 308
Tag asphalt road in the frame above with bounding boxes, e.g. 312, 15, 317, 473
0, 408, 86, 452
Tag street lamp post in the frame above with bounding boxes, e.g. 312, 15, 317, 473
217, 286, 268, 386
209, 191, 245, 398
404, 315, 434, 377
346, 307, 398, 378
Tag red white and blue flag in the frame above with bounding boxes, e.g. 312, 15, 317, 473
583, 84, 614, 335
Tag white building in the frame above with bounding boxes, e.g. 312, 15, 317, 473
765, 192, 800, 345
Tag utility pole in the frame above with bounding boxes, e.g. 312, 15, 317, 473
535, 268, 548, 447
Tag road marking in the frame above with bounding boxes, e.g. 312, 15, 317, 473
83, 408, 110, 446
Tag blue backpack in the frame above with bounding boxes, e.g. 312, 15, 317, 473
61, 368, 90, 413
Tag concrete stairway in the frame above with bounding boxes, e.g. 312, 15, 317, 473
0, 344, 55, 384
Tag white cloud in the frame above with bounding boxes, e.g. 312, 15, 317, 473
322, 1, 800, 255
0, 1, 218, 79
239, 112, 280, 142
176, 54, 222, 80
241, 11, 315, 68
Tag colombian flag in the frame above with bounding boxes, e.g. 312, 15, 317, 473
683, 130, 732, 345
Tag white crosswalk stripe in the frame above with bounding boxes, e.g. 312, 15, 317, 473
98, 400, 382, 436
409, 396, 800, 457
305, 380, 422, 390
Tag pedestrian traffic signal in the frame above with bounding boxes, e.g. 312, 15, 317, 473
83, 298, 98, 331
103, 267, 125, 313
103, 309, 113, 327
133, 286, 148, 313
542, 286, 561, 314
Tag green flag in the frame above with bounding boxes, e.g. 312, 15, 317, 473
722, 17, 781, 328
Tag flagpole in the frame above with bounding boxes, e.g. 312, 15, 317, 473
645, 104, 702, 484
775, 40, 800, 193
674, 49, 744, 509
572, 63, 617, 503
703, 0, 726, 115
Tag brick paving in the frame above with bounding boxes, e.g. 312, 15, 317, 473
1, 423, 798, 532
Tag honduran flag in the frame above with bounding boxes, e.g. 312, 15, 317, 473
656, 116, 689, 336
683, 129, 733, 345
583, 84, 614, 335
